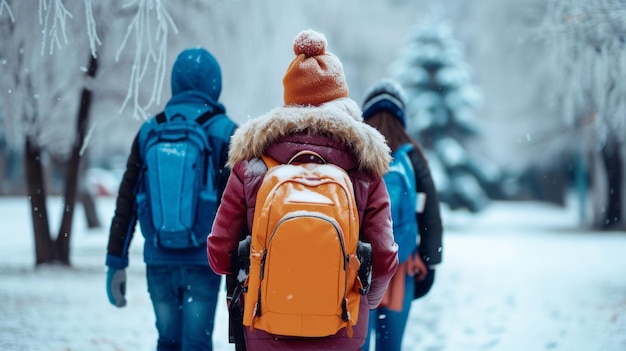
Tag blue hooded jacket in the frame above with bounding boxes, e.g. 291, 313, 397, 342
166, 47, 225, 118
106, 48, 237, 269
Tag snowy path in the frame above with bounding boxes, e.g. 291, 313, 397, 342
0, 197, 625, 351
405, 201, 626, 351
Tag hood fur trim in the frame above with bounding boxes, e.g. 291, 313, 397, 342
228, 98, 391, 176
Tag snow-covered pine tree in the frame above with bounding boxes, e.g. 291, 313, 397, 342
392, 14, 503, 213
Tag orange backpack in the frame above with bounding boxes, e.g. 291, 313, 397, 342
242, 150, 366, 337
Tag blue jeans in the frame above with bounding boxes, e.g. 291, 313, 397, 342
146, 265, 222, 351
363, 273, 415, 351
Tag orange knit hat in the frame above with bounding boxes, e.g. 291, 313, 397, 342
283, 29, 349, 106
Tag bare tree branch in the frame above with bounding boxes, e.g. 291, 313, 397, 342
116, 0, 178, 120
84, 0, 102, 58
533, 0, 626, 145
0, 0, 14, 22
39, 0, 74, 56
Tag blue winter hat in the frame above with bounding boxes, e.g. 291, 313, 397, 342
170, 47, 222, 100
361, 78, 406, 127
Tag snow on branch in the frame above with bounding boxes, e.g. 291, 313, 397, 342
116, 0, 178, 120
537, 0, 626, 135
37, 0, 101, 57
39, 0, 74, 56
537, 0, 626, 40
84, 0, 102, 58
0, 0, 14, 22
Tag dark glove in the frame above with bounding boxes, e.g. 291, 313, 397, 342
356, 241, 372, 295
106, 268, 127, 307
413, 268, 435, 300
236, 235, 251, 282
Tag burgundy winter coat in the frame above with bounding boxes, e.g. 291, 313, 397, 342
208, 98, 399, 351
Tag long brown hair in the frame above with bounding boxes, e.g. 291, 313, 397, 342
365, 111, 426, 159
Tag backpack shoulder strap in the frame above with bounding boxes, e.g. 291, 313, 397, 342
396, 143, 414, 155
155, 109, 217, 125
199, 112, 237, 141
261, 154, 280, 169
196, 110, 218, 125
398, 143, 416, 180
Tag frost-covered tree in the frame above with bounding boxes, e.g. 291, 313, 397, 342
0, 0, 179, 266
1, 0, 95, 265
392, 14, 502, 213
0, 0, 309, 266
534, 0, 626, 229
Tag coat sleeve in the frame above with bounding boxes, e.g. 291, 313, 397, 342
360, 177, 399, 309
410, 149, 443, 266
214, 119, 238, 201
106, 135, 142, 269
207, 161, 248, 275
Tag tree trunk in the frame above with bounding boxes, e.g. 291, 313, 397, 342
79, 150, 102, 229
56, 54, 99, 265
0, 141, 6, 195
25, 138, 55, 265
600, 133, 622, 230
78, 126, 101, 229
80, 186, 102, 228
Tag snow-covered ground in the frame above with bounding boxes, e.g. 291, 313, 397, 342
0, 196, 625, 351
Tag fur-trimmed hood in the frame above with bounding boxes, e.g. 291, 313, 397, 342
228, 98, 391, 177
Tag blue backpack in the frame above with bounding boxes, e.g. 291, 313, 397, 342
384, 143, 418, 263
136, 110, 232, 249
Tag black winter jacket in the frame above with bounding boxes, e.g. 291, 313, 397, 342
409, 148, 443, 266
